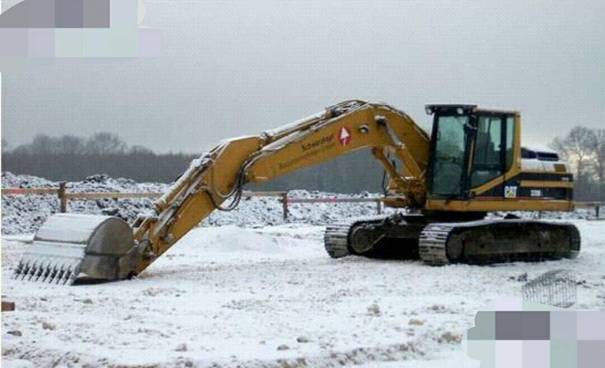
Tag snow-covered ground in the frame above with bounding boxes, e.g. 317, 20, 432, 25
2, 221, 604, 368
2, 173, 604, 366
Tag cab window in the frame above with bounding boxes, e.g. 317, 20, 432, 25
430, 115, 468, 196
471, 116, 503, 187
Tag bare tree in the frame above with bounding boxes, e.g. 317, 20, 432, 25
129, 145, 154, 155
30, 134, 59, 155
1, 138, 9, 154
57, 135, 86, 154
592, 129, 605, 187
550, 126, 596, 182
85, 132, 127, 155
11, 144, 31, 155
550, 137, 569, 160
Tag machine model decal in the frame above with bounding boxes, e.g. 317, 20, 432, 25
530, 189, 542, 197
301, 134, 334, 152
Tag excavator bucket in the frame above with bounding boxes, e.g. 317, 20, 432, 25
13, 214, 141, 285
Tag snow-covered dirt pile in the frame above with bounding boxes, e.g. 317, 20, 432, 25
1, 172, 169, 235
1, 172, 392, 235
2, 221, 604, 367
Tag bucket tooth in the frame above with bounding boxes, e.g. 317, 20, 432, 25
51, 265, 61, 284
46, 266, 57, 283
41, 265, 52, 283
40, 262, 50, 281
36, 264, 46, 282
33, 263, 46, 282
64, 266, 75, 285
25, 261, 37, 281
61, 268, 69, 285
13, 262, 22, 278
18, 261, 27, 278
53, 268, 63, 285
21, 263, 30, 280
51, 265, 59, 281
13, 261, 23, 279
41, 263, 52, 282
18, 262, 29, 280
30, 262, 42, 281
59, 265, 71, 285
14, 214, 141, 285
56, 267, 67, 285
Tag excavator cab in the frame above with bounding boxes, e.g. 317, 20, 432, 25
425, 104, 517, 201
424, 104, 573, 214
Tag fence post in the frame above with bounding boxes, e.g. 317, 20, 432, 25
281, 192, 289, 221
58, 182, 67, 213
1, 301, 15, 312
596, 204, 600, 219
376, 199, 382, 215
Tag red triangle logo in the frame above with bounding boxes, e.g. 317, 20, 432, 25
338, 127, 352, 146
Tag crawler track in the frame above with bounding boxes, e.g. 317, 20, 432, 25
324, 215, 389, 258
326, 215, 581, 265
418, 223, 453, 265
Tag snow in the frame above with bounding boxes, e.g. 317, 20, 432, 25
2, 221, 604, 367
34, 213, 116, 244
525, 145, 558, 154
263, 111, 323, 138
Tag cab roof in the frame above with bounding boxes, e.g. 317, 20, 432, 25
425, 104, 518, 115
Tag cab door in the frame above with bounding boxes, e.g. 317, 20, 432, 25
429, 114, 470, 197
469, 114, 515, 198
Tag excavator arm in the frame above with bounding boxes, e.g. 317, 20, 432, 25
14, 100, 430, 284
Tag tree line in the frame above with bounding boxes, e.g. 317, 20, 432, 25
3, 132, 153, 156
2, 133, 197, 183
550, 126, 605, 201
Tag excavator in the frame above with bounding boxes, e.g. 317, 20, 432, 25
14, 100, 580, 284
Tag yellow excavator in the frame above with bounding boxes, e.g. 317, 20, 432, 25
14, 100, 580, 284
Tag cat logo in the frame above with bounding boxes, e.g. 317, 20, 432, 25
504, 186, 518, 198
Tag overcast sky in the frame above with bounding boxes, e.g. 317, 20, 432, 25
2, 0, 604, 153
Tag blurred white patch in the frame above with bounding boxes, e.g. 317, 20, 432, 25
138, 0, 146, 25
